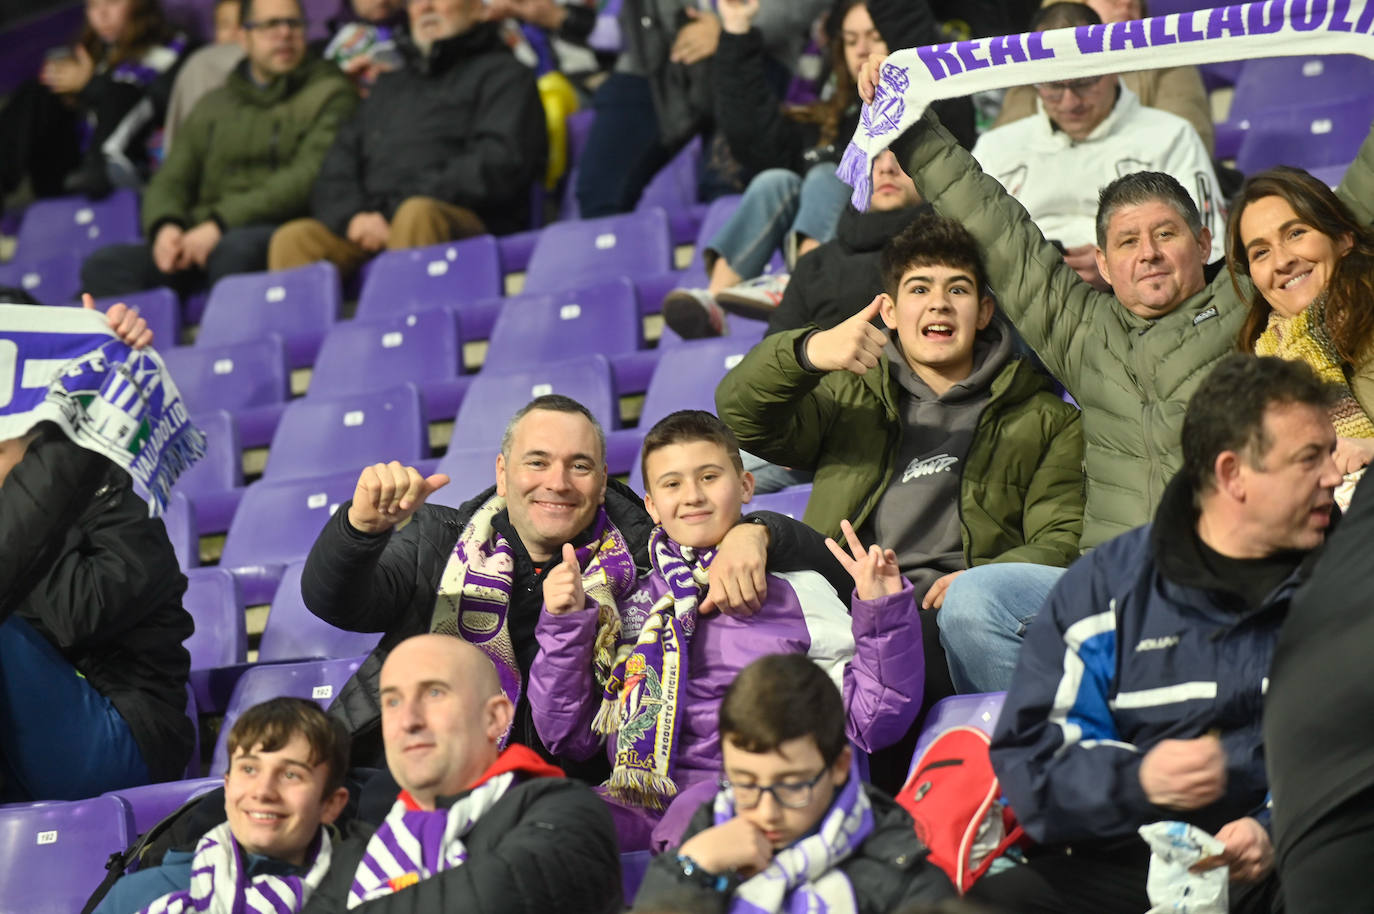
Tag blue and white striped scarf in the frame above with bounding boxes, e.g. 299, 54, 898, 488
0, 305, 203, 514
135, 823, 333, 914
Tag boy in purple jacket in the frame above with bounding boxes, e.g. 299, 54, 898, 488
530, 409, 925, 851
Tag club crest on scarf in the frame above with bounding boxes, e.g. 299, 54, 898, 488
595, 527, 713, 810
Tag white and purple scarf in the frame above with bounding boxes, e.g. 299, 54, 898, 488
0, 304, 203, 514
839, 0, 1374, 209
715, 760, 874, 914
346, 774, 516, 908
596, 528, 713, 810
135, 822, 333, 914
430, 494, 636, 743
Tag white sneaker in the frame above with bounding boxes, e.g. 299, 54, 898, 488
662, 287, 726, 339
717, 273, 790, 321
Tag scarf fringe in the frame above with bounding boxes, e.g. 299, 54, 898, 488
604, 769, 680, 812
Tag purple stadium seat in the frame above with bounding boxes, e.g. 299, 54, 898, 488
1217, 55, 1374, 157
0, 795, 134, 914
162, 336, 290, 449
219, 470, 360, 604
622, 850, 651, 905
210, 656, 367, 775
1310, 161, 1351, 188
638, 137, 703, 245
628, 336, 764, 491
197, 262, 340, 368
106, 777, 222, 837
309, 309, 466, 419
1235, 95, 1374, 175
0, 250, 83, 304
14, 188, 140, 262
746, 485, 812, 520
182, 567, 248, 671
523, 209, 673, 295
258, 562, 384, 663
172, 409, 244, 535
163, 490, 198, 570
658, 314, 767, 349
262, 383, 427, 481
88, 287, 181, 349
905, 692, 1007, 783
482, 277, 641, 373
355, 236, 503, 321
448, 354, 618, 453
428, 446, 500, 509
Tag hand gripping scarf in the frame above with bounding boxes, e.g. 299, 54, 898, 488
715, 758, 874, 914
595, 527, 714, 810
135, 823, 333, 914
0, 304, 204, 514
1254, 291, 1374, 437
836, 0, 1374, 210
429, 493, 636, 742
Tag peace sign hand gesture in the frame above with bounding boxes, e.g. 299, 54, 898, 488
825, 519, 902, 601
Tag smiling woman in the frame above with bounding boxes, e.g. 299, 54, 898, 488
1226, 166, 1374, 472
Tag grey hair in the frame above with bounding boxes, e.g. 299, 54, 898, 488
1095, 171, 1203, 249
499, 394, 606, 465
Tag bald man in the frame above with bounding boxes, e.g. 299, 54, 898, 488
302, 635, 622, 912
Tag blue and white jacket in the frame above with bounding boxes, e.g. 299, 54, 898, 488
989, 473, 1319, 846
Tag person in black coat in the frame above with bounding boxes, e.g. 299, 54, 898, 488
0, 304, 193, 801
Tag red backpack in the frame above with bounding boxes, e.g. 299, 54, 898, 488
895, 725, 1025, 893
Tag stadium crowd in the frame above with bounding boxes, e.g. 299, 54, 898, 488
2, 0, 1374, 910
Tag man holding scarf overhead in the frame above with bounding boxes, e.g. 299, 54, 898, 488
0, 295, 202, 800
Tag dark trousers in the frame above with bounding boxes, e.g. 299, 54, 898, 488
969, 837, 1282, 914
1281, 786, 1374, 913
80, 224, 277, 299
0, 80, 82, 198
0, 616, 150, 801
576, 72, 680, 218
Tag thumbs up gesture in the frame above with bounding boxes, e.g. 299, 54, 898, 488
803, 295, 889, 375
543, 543, 587, 615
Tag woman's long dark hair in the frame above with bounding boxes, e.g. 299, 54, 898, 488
78, 0, 174, 68
1227, 166, 1374, 363
784, 0, 871, 150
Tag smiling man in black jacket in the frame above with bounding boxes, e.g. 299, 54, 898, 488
268, 0, 547, 279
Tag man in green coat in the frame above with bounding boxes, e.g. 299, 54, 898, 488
716, 212, 1084, 699
863, 102, 1374, 694
81, 0, 357, 299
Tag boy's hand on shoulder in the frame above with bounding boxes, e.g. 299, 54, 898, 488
804, 296, 888, 375
543, 543, 586, 615
702, 523, 769, 616
826, 519, 902, 601
678, 816, 774, 878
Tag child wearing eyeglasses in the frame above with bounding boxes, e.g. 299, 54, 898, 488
636, 653, 955, 911
529, 409, 927, 853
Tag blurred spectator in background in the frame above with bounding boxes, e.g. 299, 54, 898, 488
0, 0, 186, 202
318, 0, 408, 93
162, 0, 244, 152
268, 0, 546, 280
80, 0, 357, 299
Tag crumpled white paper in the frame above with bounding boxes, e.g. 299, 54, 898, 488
1139, 821, 1228, 914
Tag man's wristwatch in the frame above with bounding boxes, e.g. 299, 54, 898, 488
675, 854, 736, 893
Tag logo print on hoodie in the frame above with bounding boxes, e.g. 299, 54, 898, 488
901, 453, 959, 483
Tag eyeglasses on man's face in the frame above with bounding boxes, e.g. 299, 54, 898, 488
245, 16, 306, 32
720, 767, 829, 810
1035, 75, 1108, 101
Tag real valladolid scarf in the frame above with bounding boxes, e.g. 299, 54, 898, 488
595, 528, 714, 810
838, 0, 1374, 208
430, 494, 637, 742
715, 758, 874, 914
0, 305, 203, 514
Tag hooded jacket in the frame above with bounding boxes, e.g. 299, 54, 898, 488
0, 426, 194, 785
141, 55, 356, 235
989, 472, 1318, 846
715, 322, 1084, 571
310, 23, 547, 237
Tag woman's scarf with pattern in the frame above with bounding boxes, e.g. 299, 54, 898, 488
135, 822, 333, 914
714, 759, 874, 914
346, 774, 515, 908
1254, 292, 1374, 438
594, 527, 713, 810
430, 494, 635, 743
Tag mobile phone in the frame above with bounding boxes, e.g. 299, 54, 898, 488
45, 46, 75, 63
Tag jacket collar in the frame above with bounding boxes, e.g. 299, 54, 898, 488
228, 54, 327, 106
403, 21, 506, 75
399, 744, 564, 810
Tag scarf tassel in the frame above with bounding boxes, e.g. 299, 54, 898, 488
604, 768, 679, 812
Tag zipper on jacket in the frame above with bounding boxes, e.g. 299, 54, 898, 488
270, 120, 280, 169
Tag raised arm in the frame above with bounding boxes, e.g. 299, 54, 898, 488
1337, 120, 1374, 226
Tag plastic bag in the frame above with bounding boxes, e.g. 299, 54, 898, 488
1138, 821, 1228, 914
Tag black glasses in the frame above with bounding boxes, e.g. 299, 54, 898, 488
245, 16, 306, 32
1035, 75, 1106, 100
720, 768, 829, 810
